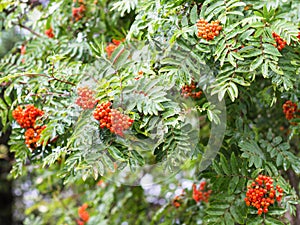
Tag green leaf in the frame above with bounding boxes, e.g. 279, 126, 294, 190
0, 98, 8, 110
217, 86, 227, 102
253, 28, 264, 38
220, 154, 231, 175
227, 1, 246, 10
151, 204, 169, 225
46, 16, 52, 29
251, 168, 263, 179
213, 161, 223, 175
4, 84, 13, 106
239, 140, 265, 168
228, 52, 237, 67
206, 208, 225, 216
230, 153, 238, 173
246, 217, 263, 225
272, 136, 282, 145
108, 146, 125, 161
263, 44, 282, 57
205, 1, 225, 17
276, 154, 283, 167
224, 211, 234, 225
267, 208, 287, 216
215, 39, 227, 61
269, 63, 283, 75
265, 162, 279, 176
250, 22, 265, 28
261, 60, 269, 78
181, 16, 188, 27
263, 5, 268, 18
264, 217, 284, 225
101, 153, 115, 172
226, 11, 244, 17
250, 56, 263, 71
228, 176, 239, 194
239, 29, 255, 41
240, 48, 262, 58
230, 205, 244, 224
190, 5, 198, 24
114, 49, 130, 69
232, 76, 250, 86
235, 177, 246, 193
131, 150, 144, 166
229, 82, 238, 100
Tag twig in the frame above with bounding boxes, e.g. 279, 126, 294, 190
3, 5, 18, 15
29, 92, 71, 98
12, 21, 42, 37
53, 193, 78, 222
287, 169, 300, 224
119, 73, 123, 106
23, 73, 76, 86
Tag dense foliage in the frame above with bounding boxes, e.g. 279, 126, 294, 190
0, 0, 300, 224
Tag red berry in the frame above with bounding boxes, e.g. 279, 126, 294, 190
245, 175, 283, 215
257, 208, 263, 215
193, 181, 211, 203
105, 39, 123, 58
282, 100, 298, 120
25, 125, 46, 150
45, 27, 54, 38
12, 105, 44, 129
196, 19, 222, 41
181, 81, 202, 99
93, 102, 133, 136
272, 32, 286, 51
76, 86, 98, 110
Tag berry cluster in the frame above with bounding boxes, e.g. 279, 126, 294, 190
13, 105, 46, 150
171, 181, 211, 209
12, 105, 44, 129
76, 203, 89, 225
97, 179, 105, 187
75, 86, 98, 109
105, 39, 123, 58
20, 45, 26, 64
196, 19, 222, 41
20, 45, 26, 55
172, 196, 182, 208
244, 175, 283, 215
282, 100, 298, 120
45, 27, 54, 38
298, 32, 300, 41
72, 3, 86, 21
25, 126, 46, 149
192, 181, 212, 203
93, 102, 134, 137
272, 32, 287, 51
181, 82, 202, 99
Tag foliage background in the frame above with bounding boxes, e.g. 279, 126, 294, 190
0, 0, 300, 224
